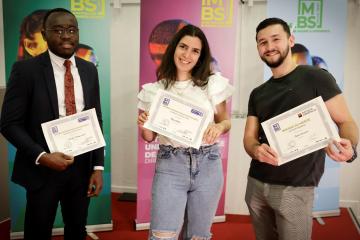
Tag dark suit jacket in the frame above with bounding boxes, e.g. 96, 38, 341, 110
0, 51, 104, 191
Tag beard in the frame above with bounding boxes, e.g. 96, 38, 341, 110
261, 45, 290, 68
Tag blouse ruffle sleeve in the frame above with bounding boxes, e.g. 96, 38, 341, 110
137, 82, 163, 111
207, 73, 234, 111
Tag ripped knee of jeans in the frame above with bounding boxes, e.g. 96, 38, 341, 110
191, 235, 212, 240
150, 230, 177, 240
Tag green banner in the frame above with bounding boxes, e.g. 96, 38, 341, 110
2, 0, 112, 234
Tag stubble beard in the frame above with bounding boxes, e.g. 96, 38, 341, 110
261, 46, 290, 68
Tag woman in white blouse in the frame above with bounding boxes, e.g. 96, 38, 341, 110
137, 24, 233, 240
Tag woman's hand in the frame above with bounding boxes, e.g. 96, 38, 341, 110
203, 123, 225, 144
137, 111, 157, 142
137, 111, 149, 127
202, 101, 231, 144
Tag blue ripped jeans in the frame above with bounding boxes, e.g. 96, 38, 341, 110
149, 144, 224, 240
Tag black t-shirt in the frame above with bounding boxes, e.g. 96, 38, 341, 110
247, 65, 341, 186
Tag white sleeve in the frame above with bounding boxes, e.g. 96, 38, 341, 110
207, 73, 234, 112
137, 82, 163, 111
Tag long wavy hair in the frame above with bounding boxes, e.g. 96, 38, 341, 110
156, 24, 212, 89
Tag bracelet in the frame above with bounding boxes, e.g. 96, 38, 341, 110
347, 145, 357, 163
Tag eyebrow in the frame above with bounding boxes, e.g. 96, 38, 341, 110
257, 33, 281, 42
179, 42, 201, 51
50, 24, 77, 28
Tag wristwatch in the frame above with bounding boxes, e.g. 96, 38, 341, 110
347, 145, 358, 163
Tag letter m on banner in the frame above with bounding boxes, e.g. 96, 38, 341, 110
297, 0, 323, 30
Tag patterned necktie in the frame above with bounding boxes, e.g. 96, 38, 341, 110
64, 60, 76, 116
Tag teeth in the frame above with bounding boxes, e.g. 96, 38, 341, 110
266, 51, 278, 56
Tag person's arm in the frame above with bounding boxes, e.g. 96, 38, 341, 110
87, 64, 104, 197
0, 62, 45, 160
137, 111, 157, 142
203, 101, 231, 144
91, 64, 105, 168
243, 116, 278, 166
325, 94, 359, 162
1, 61, 78, 171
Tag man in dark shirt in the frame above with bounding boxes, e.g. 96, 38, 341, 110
243, 17, 358, 240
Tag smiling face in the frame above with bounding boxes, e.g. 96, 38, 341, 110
173, 35, 202, 80
42, 12, 79, 59
256, 24, 294, 68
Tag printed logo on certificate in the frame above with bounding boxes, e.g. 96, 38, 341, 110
261, 96, 340, 165
41, 108, 105, 156
144, 89, 211, 149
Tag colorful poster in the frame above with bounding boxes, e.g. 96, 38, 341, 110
2, 0, 112, 235
267, 0, 347, 216
137, 0, 238, 227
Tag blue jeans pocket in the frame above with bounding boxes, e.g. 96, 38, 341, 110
207, 147, 221, 161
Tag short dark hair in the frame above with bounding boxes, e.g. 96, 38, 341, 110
156, 24, 212, 89
256, 17, 291, 40
42, 8, 76, 29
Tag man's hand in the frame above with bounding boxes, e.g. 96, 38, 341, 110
87, 170, 103, 197
38, 152, 74, 171
253, 143, 279, 166
325, 138, 354, 162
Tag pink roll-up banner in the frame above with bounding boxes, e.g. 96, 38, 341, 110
136, 0, 238, 229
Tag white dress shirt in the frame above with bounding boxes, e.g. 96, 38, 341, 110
36, 50, 103, 171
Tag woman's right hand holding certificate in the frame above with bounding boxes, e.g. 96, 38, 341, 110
138, 111, 157, 142
137, 111, 149, 128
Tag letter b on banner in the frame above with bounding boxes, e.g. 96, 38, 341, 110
71, 0, 97, 12
71, 0, 105, 18
202, 0, 225, 21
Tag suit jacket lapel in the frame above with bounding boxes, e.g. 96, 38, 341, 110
41, 52, 59, 119
76, 58, 89, 110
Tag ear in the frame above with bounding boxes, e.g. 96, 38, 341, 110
289, 34, 295, 48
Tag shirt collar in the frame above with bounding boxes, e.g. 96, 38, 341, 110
48, 50, 76, 68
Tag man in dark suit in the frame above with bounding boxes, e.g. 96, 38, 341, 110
0, 8, 104, 240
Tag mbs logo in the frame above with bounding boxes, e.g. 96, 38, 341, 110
201, 0, 234, 27
290, 0, 329, 32
71, 0, 105, 19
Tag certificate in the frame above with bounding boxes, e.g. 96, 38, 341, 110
144, 89, 211, 149
261, 96, 340, 165
41, 108, 105, 156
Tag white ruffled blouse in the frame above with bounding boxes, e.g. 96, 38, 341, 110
137, 73, 234, 147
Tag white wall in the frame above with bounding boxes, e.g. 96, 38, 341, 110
225, 2, 266, 215
110, 3, 140, 193
340, 0, 360, 218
